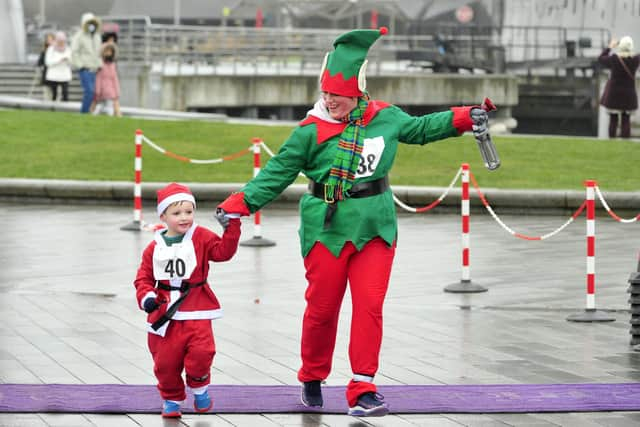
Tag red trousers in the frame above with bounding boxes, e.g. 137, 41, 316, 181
148, 319, 216, 401
297, 238, 395, 406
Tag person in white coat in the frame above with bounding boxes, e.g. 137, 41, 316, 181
45, 32, 72, 101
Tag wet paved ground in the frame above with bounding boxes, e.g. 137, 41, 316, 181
1, 201, 639, 426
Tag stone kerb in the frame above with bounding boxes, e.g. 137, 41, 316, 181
1, 178, 637, 216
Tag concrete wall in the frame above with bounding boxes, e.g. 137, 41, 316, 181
158, 73, 519, 113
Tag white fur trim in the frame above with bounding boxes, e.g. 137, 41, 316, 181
305, 98, 342, 123
358, 59, 368, 93
147, 321, 169, 336
190, 385, 208, 395
154, 223, 197, 246
145, 308, 221, 337
172, 309, 223, 320
353, 374, 374, 382
319, 52, 329, 88
157, 193, 196, 216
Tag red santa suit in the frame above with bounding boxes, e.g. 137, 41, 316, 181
134, 221, 240, 401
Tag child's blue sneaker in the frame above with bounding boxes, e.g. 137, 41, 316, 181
194, 392, 213, 413
162, 400, 181, 418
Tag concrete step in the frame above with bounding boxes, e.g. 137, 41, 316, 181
0, 70, 42, 79
0, 62, 83, 101
0, 80, 82, 88
0, 63, 36, 71
0, 87, 82, 101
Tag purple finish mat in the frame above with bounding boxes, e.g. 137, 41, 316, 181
1, 383, 639, 414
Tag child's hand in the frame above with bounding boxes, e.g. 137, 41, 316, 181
214, 208, 230, 230
143, 297, 160, 313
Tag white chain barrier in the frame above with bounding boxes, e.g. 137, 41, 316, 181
469, 171, 588, 240
392, 167, 463, 213
595, 186, 640, 224
142, 135, 252, 164
123, 130, 253, 232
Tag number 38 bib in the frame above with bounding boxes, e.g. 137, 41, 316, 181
152, 225, 197, 281
355, 136, 385, 178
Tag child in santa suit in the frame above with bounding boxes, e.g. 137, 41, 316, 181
134, 183, 241, 418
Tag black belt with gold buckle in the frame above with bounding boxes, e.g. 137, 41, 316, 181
308, 175, 389, 228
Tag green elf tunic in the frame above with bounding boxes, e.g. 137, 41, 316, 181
220, 99, 472, 257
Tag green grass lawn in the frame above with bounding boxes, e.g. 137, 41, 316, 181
1, 109, 637, 191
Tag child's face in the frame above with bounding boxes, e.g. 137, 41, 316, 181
160, 201, 194, 236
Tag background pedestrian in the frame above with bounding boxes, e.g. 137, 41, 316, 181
71, 12, 102, 113
93, 42, 121, 116
599, 36, 639, 138
44, 31, 72, 102
36, 33, 55, 100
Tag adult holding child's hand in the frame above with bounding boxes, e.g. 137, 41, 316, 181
218, 26, 493, 418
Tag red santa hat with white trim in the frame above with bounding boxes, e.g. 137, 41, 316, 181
156, 182, 196, 216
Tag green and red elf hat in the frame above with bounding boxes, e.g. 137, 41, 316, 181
320, 27, 388, 97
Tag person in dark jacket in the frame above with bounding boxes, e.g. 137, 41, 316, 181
36, 33, 55, 100
598, 36, 639, 138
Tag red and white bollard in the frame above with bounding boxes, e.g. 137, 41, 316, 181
240, 138, 276, 247
444, 163, 487, 293
121, 129, 144, 231
567, 180, 615, 322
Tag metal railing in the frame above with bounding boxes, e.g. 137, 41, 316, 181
26, 17, 611, 75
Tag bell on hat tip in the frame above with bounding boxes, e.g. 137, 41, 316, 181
379, 27, 388, 35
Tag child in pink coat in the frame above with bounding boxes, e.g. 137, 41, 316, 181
93, 42, 121, 116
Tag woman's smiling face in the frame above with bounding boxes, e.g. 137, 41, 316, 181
322, 92, 358, 120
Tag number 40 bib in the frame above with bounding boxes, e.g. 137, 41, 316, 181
152, 240, 197, 281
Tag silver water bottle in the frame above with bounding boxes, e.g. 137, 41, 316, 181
474, 97, 500, 171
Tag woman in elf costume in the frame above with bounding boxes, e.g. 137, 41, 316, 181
218, 27, 490, 417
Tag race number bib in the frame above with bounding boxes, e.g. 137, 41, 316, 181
355, 136, 385, 178
152, 240, 197, 281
